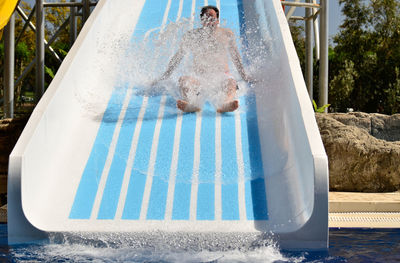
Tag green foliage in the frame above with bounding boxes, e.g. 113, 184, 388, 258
330, 0, 400, 114
313, 100, 330, 113
45, 66, 55, 79
289, 21, 306, 73
59, 48, 68, 57
0, 0, 79, 109
290, 0, 400, 114
329, 60, 357, 112
15, 42, 31, 61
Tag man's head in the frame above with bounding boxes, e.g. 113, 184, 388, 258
200, 5, 219, 28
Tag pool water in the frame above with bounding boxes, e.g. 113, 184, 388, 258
0, 225, 399, 262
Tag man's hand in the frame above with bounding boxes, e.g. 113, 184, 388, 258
150, 79, 159, 87
242, 75, 258, 84
150, 76, 165, 87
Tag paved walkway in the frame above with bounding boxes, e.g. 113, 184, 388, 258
329, 191, 400, 228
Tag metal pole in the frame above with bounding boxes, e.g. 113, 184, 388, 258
305, 0, 313, 100
4, 14, 15, 118
82, 0, 90, 24
70, 0, 77, 46
285, 0, 301, 20
318, 0, 328, 110
16, 5, 36, 46
36, 0, 45, 102
312, 0, 320, 60
17, 6, 62, 63
14, 17, 71, 88
44, 2, 83, 7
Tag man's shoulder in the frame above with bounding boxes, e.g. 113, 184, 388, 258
218, 27, 235, 37
185, 28, 202, 34
183, 28, 201, 39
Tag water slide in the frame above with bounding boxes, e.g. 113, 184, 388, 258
8, 0, 329, 250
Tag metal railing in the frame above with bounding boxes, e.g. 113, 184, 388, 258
2, 0, 328, 118
2, 0, 96, 118
282, 0, 328, 111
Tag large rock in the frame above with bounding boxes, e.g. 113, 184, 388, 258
316, 113, 400, 192
326, 112, 400, 141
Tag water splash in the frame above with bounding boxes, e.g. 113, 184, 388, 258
8, 232, 304, 263
73, 16, 276, 118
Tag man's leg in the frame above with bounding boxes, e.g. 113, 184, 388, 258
177, 76, 201, 112
217, 78, 239, 113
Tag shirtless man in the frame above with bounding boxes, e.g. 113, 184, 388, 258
154, 5, 253, 113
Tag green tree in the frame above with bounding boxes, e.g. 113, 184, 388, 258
1, 0, 78, 111
331, 0, 400, 113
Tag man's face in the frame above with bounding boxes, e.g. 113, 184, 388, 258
201, 9, 219, 28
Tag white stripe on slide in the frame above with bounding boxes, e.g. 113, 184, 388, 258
138, 0, 171, 220
216, 0, 220, 13
90, 88, 133, 220
140, 96, 167, 220
176, 0, 184, 21
235, 109, 246, 220
164, 112, 183, 220
143, 0, 172, 39
190, 110, 202, 221
161, 0, 172, 32
204, 0, 208, 6
214, 113, 222, 221
114, 96, 149, 220
191, 0, 196, 23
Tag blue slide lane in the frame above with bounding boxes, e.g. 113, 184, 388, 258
172, 112, 197, 220
146, 97, 177, 220
235, 0, 269, 220
69, 88, 127, 219
96, 95, 143, 219
70, 0, 268, 222
146, 0, 193, 220
240, 96, 269, 220
221, 112, 240, 220
122, 96, 162, 220
196, 104, 216, 220
69, 0, 169, 219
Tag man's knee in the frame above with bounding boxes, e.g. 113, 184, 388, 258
225, 78, 238, 92
179, 76, 199, 87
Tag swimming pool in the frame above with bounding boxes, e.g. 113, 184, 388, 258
0, 225, 399, 262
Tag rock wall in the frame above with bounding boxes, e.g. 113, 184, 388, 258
316, 113, 400, 192
324, 112, 400, 142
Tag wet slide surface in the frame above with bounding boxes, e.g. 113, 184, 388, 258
69, 0, 269, 223
9, 0, 328, 249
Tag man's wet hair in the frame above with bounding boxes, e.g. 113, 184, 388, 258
200, 5, 219, 19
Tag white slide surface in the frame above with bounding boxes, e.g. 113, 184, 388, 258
8, 0, 329, 250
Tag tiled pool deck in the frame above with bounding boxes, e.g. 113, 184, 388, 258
329, 191, 400, 228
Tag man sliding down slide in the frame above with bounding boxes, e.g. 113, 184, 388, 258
153, 5, 255, 113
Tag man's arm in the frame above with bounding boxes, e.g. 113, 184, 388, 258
153, 33, 189, 84
227, 30, 252, 82
158, 48, 185, 81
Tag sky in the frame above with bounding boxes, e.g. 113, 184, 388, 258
328, 1, 344, 37
292, 1, 344, 38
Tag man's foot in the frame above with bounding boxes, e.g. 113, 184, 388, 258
217, 100, 239, 113
177, 100, 200, 112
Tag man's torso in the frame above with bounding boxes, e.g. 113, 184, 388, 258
182, 27, 233, 75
